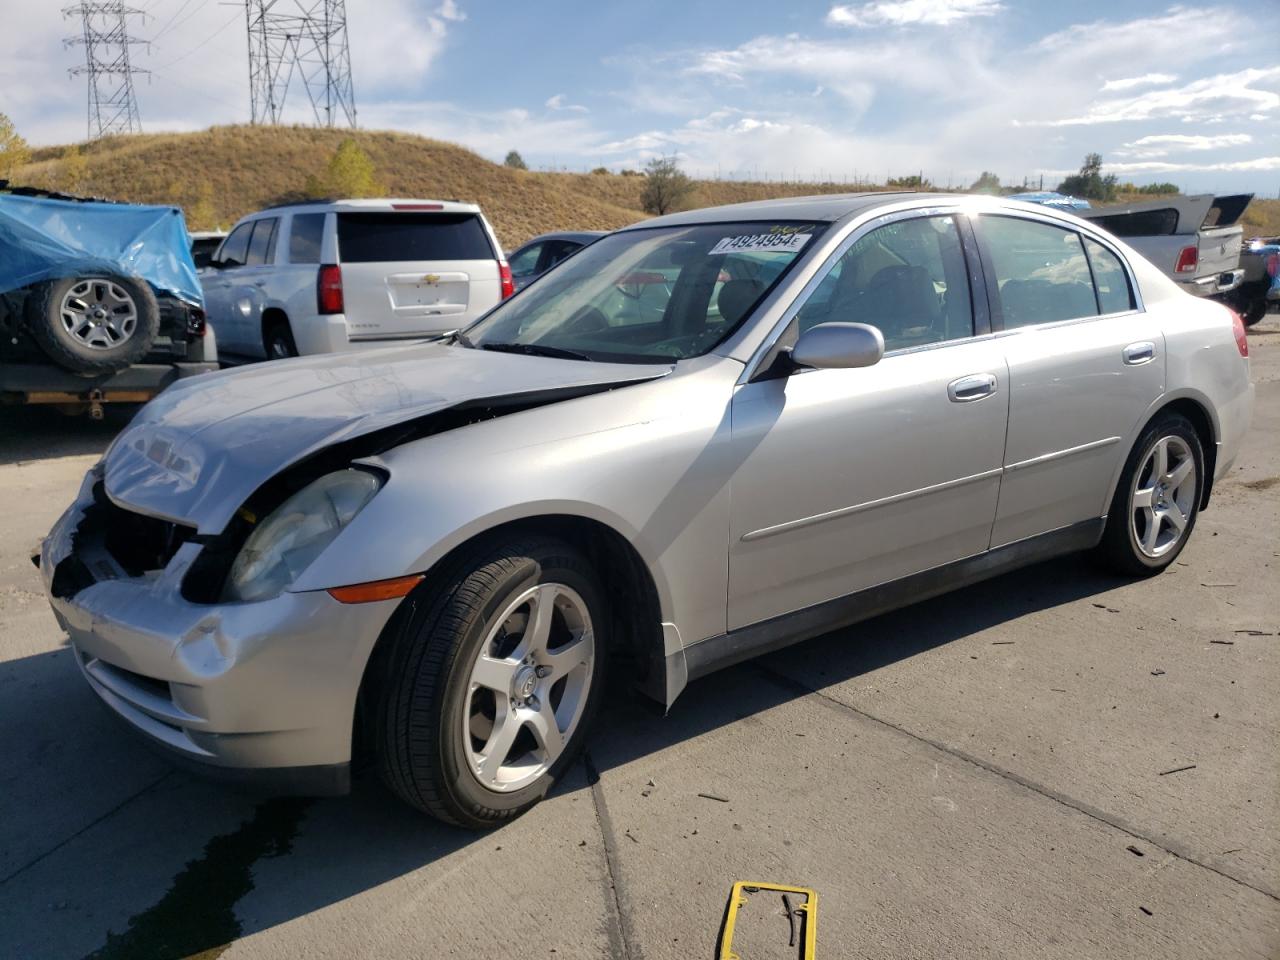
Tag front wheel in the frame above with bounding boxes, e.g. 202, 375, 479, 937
375, 537, 607, 827
1094, 413, 1204, 576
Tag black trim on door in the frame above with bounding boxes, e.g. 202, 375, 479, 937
957, 214, 993, 337
683, 517, 1105, 681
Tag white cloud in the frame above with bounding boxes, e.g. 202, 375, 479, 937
826, 0, 1003, 28
1103, 156, 1280, 174
1101, 73, 1177, 92
1029, 66, 1280, 126
545, 94, 589, 113
437, 0, 466, 22
1117, 133, 1253, 159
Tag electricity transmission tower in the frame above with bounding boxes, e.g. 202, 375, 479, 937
64, 2, 149, 138
245, 1, 357, 128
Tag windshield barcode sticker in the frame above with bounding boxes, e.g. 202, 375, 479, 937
709, 232, 812, 255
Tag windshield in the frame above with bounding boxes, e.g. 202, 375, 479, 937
462, 221, 824, 362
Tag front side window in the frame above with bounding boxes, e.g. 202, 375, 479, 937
289, 213, 325, 264
1084, 237, 1134, 314
982, 216, 1097, 328
217, 222, 253, 268
796, 215, 974, 351
245, 218, 278, 267
463, 221, 823, 362
509, 242, 543, 277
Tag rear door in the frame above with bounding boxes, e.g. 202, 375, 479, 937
336, 211, 500, 339
978, 213, 1165, 546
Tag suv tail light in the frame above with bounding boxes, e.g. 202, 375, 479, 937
498, 260, 514, 299
1174, 245, 1198, 274
1229, 307, 1248, 358
317, 264, 344, 314
186, 305, 206, 338
1266, 252, 1279, 279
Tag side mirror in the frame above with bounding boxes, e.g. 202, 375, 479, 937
790, 322, 884, 370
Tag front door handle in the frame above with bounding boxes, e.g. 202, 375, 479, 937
1123, 341, 1155, 365
948, 373, 998, 402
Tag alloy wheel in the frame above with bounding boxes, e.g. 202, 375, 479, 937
1130, 434, 1197, 559
462, 582, 595, 793
59, 280, 138, 349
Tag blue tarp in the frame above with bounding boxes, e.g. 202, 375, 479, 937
1008, 191, 1092, 210
0, 194, 202, 305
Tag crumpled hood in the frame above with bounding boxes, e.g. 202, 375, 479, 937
103, 342, 670, 533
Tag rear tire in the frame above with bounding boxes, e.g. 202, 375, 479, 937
1094, 413, 1204, 576
1241, 297, 1267, 327
26, 275, 159, 375
375, 536, 607, 827
264, 319, 298, 359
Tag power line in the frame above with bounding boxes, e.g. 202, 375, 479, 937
245, 0, 356, 128
64, 2, 151, 138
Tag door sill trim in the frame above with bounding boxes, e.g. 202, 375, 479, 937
686, 518, 1105, 682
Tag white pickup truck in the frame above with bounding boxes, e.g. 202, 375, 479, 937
1078, 193, 1251, 300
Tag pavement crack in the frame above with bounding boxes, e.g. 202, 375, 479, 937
583, 750, 642, 960
0, 771, 172, 887
756, 664, 1280, 904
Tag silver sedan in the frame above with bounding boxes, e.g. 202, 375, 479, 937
40, 193, 1253, 827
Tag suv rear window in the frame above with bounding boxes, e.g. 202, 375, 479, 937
337, 212, 494, 263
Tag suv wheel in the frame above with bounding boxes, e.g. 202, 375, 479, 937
264, 319, 298, 359
375, 536, 606, 827
27, 275, 159, 374
1095, 413, 1204, 576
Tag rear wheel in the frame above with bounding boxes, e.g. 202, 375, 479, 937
1094, 413, 1204, 576
375, 537, 606, 827
1241, 297, 1267, 327
263, 319, 298, 359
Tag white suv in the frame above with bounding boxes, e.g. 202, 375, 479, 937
201, 199, 512, 358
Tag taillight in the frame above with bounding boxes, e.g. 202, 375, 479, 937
498, 260, 514, 299
1229, 307, 1248, 358
317, 264, 344, 314
1266, 253, 1279, 279
1174, 245, 1198, 274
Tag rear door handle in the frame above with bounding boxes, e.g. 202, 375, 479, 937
948, 373, 997, 402
1123, 341, 1155, 365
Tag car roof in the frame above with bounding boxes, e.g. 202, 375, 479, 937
625, 191, 939, 229
521, 230, 608, 246
252, 198, 483, 216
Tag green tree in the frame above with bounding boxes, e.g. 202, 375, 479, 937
306, 138, 384, 198
1057, 153, 1118, 202
0, 112, 31, 181
970, 171, 1001, 193
60, 145, 89, 193
640, 155, 693, 215
887, 173, 932, 190
504, 149, 528, 170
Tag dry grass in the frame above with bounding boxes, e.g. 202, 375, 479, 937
14, 125, 1280, 246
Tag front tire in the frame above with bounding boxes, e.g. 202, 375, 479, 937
1094, 413, 1204, 576
375, 537, 607, 827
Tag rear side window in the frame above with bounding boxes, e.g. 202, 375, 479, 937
218, 222, 253, 267
337, 213, 495, 263
245, 218, 278, 266
509, 242, 543, 277
289, 213, 325, 264
983, 216, 1097, 328
1084, 238, 1134, 314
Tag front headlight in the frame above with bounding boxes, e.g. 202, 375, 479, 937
223, 469, 383, 603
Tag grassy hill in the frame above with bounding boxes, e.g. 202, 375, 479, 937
13, 125, 1280, 247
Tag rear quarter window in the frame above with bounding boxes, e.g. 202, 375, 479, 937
289, 213, 326, 264
337, 212, 495, 263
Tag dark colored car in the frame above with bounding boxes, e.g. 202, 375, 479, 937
506, 231, 605, 291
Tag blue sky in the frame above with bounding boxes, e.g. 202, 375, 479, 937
4, 1, 1278, 193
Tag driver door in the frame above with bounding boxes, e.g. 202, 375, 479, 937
727, 212, 1009, 630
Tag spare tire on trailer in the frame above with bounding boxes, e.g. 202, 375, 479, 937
25, 274, 160, 375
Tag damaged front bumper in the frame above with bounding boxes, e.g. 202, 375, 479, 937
39, 473, 403, 795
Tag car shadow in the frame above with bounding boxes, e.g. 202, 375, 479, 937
0, 553, 1124, 957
